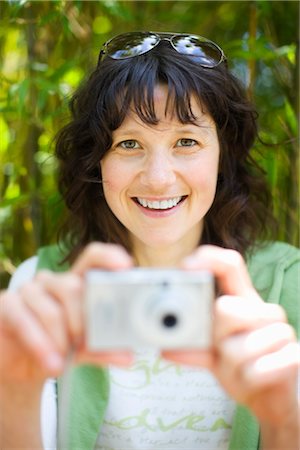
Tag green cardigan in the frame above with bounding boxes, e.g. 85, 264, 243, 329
37, 241, 299, 450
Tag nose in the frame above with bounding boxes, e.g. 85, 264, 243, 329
139, 151, 176, 190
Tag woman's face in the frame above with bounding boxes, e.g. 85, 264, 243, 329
100, 85, 220, 265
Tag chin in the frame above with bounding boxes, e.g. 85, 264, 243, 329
137, 232, 193, 250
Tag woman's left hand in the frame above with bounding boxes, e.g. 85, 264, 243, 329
162, 245, 299, 429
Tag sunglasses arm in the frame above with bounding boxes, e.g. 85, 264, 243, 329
97, 49, 106, 66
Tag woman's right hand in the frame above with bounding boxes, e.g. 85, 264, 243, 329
0, 243, 134, 385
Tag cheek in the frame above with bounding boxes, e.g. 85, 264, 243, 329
101, 159, 130, 201
191, 154, 219, 192
101, 161, 117, 200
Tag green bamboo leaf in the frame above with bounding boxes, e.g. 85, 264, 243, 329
284, 100, 297, 135
0, 117, 10, 153
16, 78, 30, 113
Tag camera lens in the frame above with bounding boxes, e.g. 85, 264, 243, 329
162, 314, 178, 328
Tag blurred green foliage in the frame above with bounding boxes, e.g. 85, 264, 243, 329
0, 0, 299, 288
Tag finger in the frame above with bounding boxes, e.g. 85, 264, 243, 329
1, 292, 64, 375
35, 270, 84, 344
161, 349, 215, 369
21, 280, 70, 354
214, 296, 287, 340
180, 245, 259, 300
218, 322, 297, 369
75, 349, 134, 367
72, 242, 133, 276
243, 342, 300, 389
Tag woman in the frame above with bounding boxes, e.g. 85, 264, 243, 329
1, 32, 299, 449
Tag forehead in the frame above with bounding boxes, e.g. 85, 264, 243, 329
117, 84, 216, 131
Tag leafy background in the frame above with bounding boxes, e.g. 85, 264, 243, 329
0, 0, 299, 288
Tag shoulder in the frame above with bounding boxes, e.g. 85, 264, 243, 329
247, 241, 300, 269
8, 243, 71, 291
247, 241, 299, 334
37, 243, 70, 272
247, 242, 299, 293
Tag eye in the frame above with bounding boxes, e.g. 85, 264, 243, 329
119, 140, 141, 150
176, 138, 197, 147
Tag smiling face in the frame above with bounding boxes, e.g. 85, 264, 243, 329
100, 84, 220, 266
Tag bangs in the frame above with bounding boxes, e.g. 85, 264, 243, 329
121, 74, 201, 126
95, 49, 208, 133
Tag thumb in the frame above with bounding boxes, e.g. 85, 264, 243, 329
71, 243, 133, 276
181, 245, 260, 301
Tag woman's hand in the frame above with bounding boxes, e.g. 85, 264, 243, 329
0, 243, 134, 385
0, 243, 134, 448
162, 245, 299, 430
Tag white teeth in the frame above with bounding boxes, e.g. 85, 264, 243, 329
136, 196, 182, 210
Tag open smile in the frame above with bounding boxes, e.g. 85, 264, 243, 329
133, 196, 187, 211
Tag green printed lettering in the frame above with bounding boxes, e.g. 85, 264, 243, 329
111, 360, 151, 389
210, 417, 232, 431
104, 408, 156, 431
186, 414, 207, 431
157, 414, 195, 432
152, 357, 182, 376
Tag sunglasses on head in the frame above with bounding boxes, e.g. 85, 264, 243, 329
98, 31, 227, 68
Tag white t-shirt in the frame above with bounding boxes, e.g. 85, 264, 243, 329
96, 350, 235, 450
9, 257, 235, 450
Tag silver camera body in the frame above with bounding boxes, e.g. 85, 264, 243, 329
85, 268, 214, 350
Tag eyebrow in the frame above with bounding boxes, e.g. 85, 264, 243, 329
177, 125, 215, 133
113, 124, 215, 137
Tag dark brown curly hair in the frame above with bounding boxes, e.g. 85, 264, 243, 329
55, 40, 276, 262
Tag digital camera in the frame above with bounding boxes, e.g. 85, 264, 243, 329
84, 268, 214, 350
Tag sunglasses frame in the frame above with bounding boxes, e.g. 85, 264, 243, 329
98, 31, 227, 68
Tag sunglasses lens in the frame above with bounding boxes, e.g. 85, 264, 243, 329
172, 35, 222, 67
107, 32, 159, 59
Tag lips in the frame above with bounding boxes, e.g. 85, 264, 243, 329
134, 196, 186, 210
